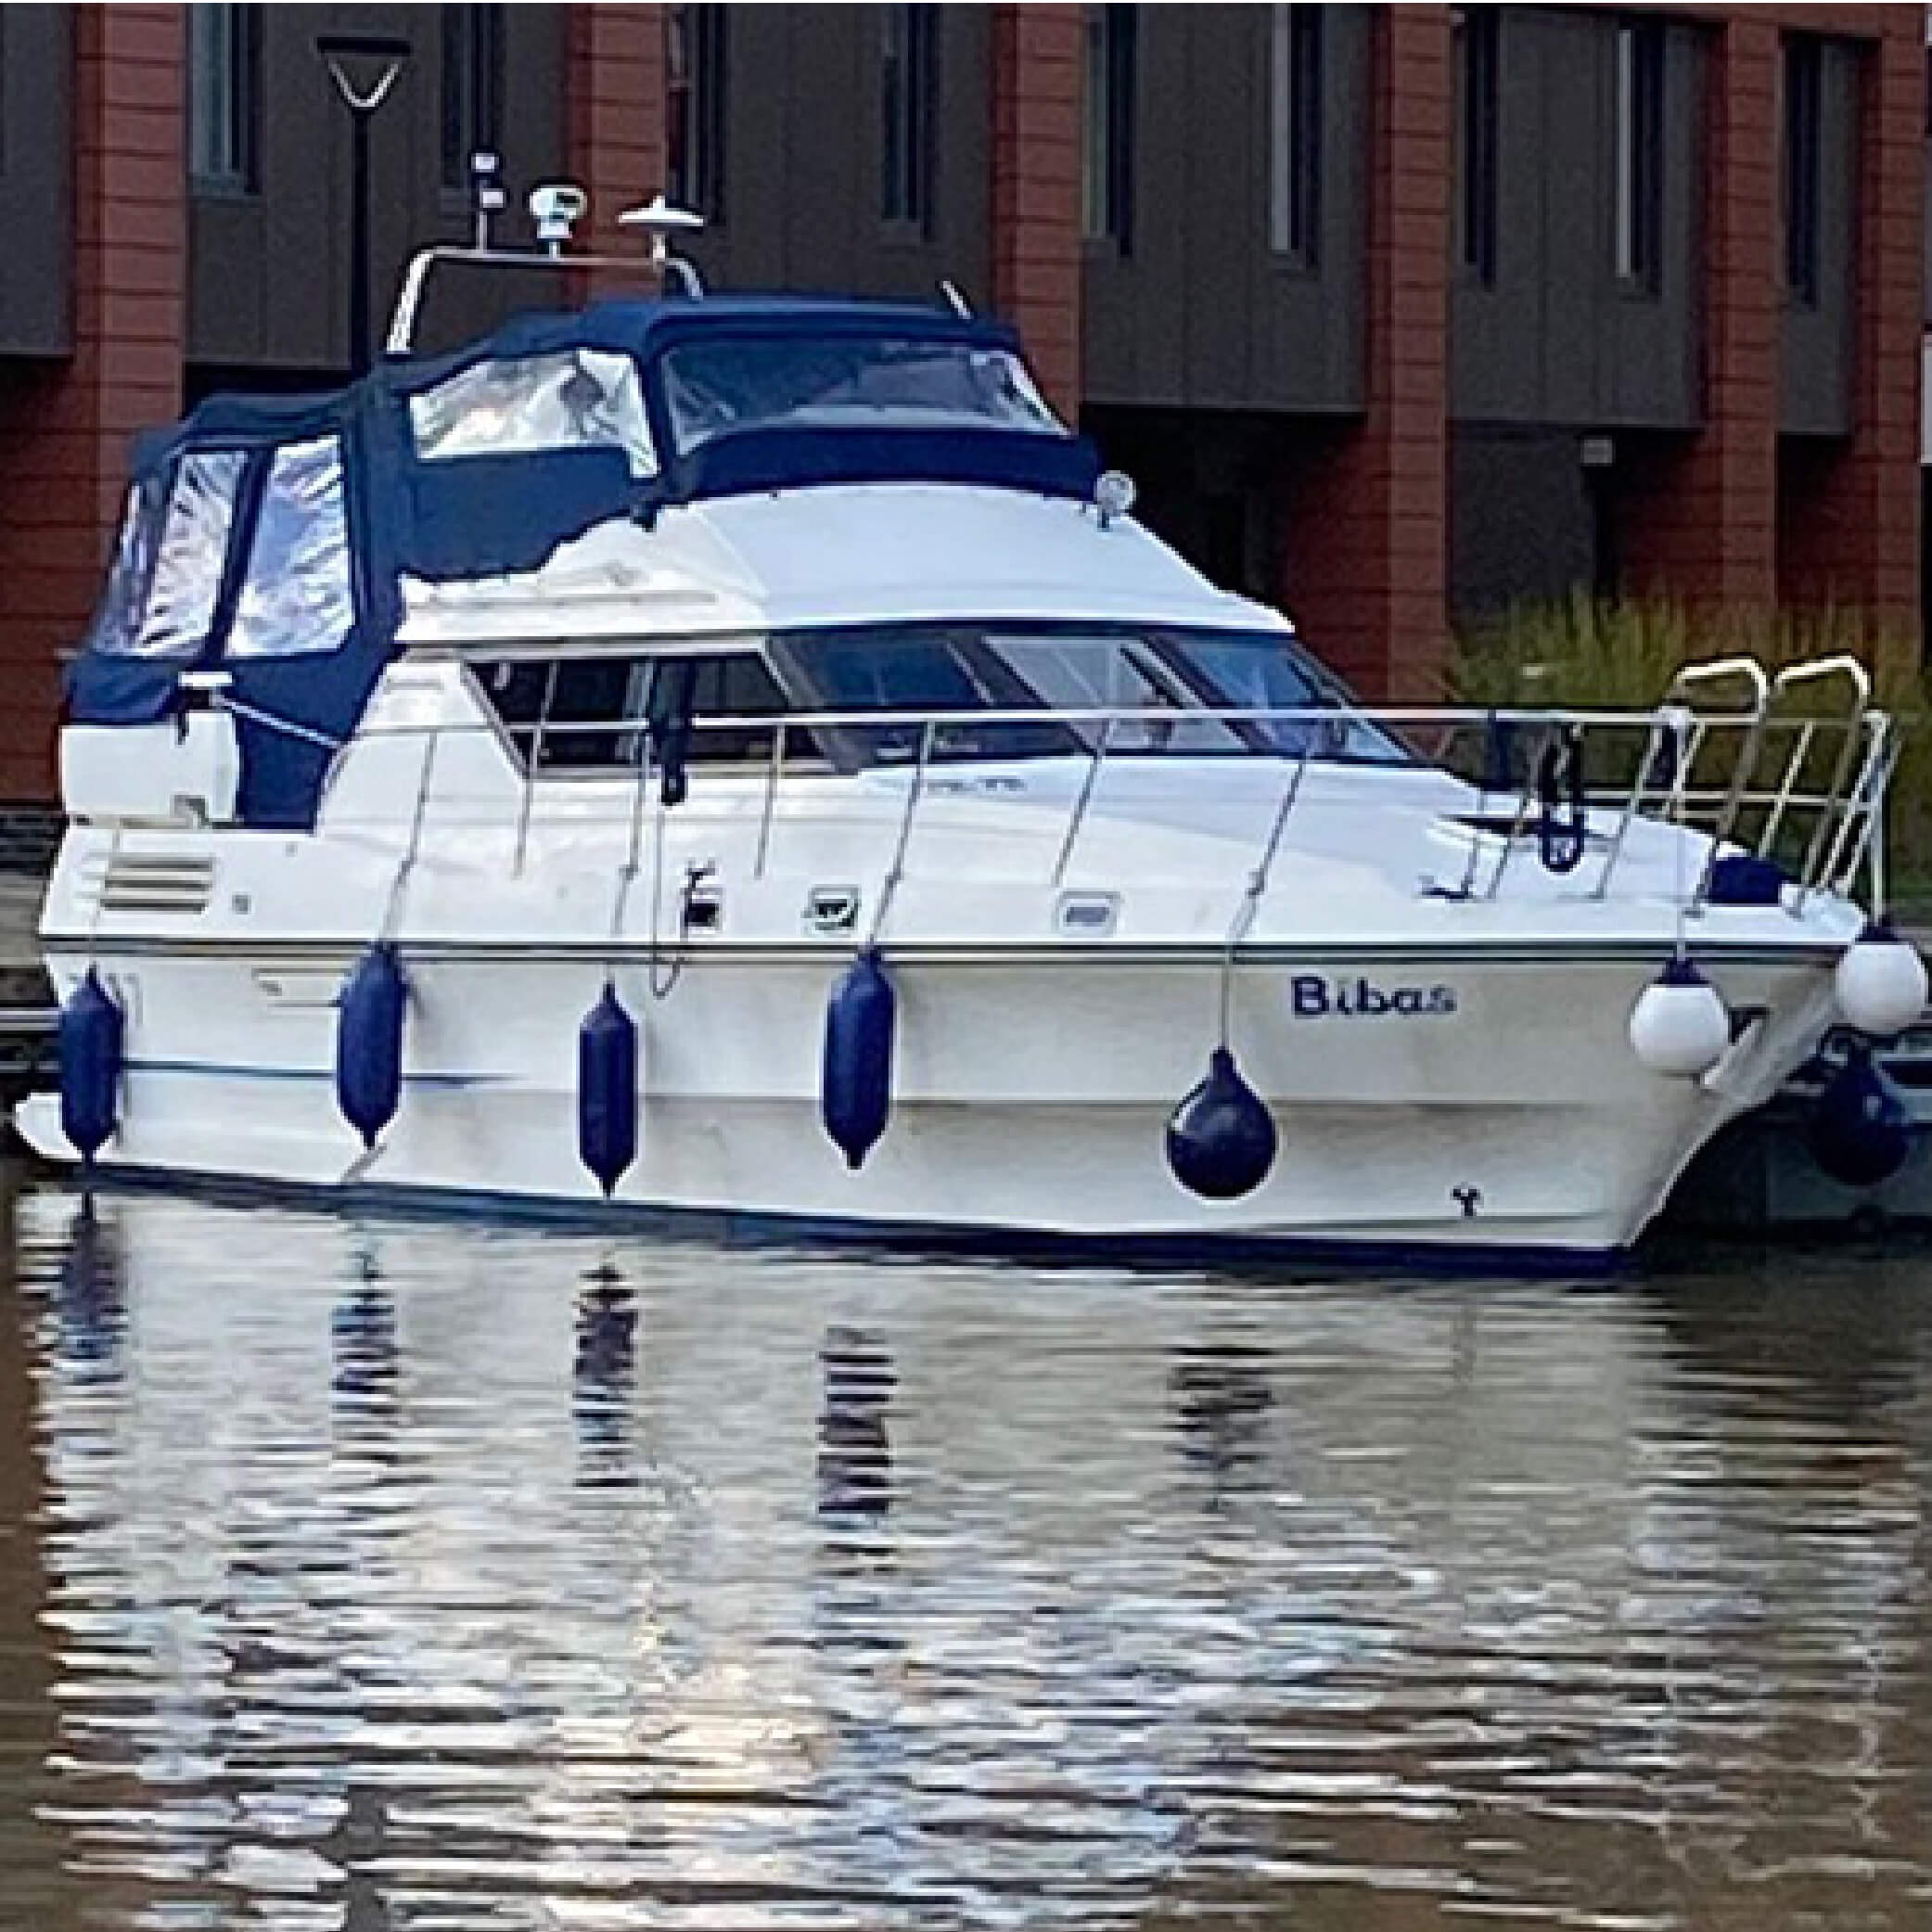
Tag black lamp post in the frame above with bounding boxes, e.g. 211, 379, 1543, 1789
315, 32, 411, 376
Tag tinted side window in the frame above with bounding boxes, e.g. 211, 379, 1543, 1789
473, 653, 796, 771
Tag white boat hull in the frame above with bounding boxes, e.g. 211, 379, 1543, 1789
19, 940, 1838, 1262
37, 336, 1898, 1272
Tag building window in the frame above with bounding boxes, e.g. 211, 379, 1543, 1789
1081, 5, 1136, 248
880, 6, 936, 230
1268, 6, 1323, 262
1783, 35, 1822, 305
1455, 6, 1499, 283
441, 4, 505, 193
1613, 19, 1663, 289
667, 5, 727, 221
188, 4, 261, 194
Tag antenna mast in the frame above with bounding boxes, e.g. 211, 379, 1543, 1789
384, 185, 708, 357
619, 198, 708, 299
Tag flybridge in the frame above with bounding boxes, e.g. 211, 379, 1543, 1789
65, 179, 1101, 827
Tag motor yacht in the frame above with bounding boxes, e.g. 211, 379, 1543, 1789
20, 196, 1925, 1264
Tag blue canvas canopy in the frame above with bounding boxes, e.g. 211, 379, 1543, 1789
67, 296, 1102, 828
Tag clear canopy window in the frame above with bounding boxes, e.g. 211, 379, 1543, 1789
409, 349, 658, 478
767, 623, 1406, 766
227, 437, 355, 659
93, 452, 247, 659
83, 477, 166, 659
659, 336, 1062, 453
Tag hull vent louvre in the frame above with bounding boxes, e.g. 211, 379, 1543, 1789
93, 853, 217, 916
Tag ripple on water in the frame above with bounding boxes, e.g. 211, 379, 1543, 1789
0, 1188, 1929, 1929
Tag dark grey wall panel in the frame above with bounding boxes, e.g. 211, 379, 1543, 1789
1177, 6, 1250, 403
1083, 3, 1186, 404
1452, 8, 1699, 431
0, 5, 73, 356
189, 5, 568, 372
1779, 38, 1857, 438
1084, 4, 1368, 414
1081, 403, 1295, 601
685, 6, 992, 311
1253, 7, 1368, 409
1449, 426, 1598, 616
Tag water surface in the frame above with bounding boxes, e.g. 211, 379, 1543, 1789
4, 1183, 1931, 1928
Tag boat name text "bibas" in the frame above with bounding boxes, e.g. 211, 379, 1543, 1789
1290, 975, 1458, 1018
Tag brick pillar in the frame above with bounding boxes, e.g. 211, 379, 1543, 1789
1276, 7, 1450, 703
566, 5, 665, 251
1777, 14, 1924, 647
0, 6, 186, 802
991, 3, 1082, 419
1618, 17, 1779, 611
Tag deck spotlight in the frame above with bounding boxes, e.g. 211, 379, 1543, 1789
1094, 469, 1137, 529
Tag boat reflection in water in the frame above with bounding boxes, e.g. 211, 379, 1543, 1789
8, 1186, 1932, 1927
573, 1260, 638, 1489
817, 1324, 896, 1527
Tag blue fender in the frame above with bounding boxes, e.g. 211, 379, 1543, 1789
822, 949, 896, 1170
1807, 1041, 1911, 1190
1166, 1047, 1278, 1200
578, 982, 640, 1196
335, 942, 407, 1149
58, 968, 124, 1163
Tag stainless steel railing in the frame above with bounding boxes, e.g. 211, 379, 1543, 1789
306, 659, 1896, 916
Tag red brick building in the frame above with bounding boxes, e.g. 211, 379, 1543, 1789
0, 4, 1922, 805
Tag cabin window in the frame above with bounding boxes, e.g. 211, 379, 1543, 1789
770, 622, 1410, 766
987, 633, 1254, 756
475, 651, 799, 772
96, 451, 248, 659
227, 438, 355, 659
766, 626, 1022, 766
659, 336, 1059, 452
409, 351, 658, 477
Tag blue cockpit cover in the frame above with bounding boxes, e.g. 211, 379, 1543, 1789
66, 297, 1103, 828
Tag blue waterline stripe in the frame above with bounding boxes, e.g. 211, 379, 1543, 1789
128, 1058, 505, 1091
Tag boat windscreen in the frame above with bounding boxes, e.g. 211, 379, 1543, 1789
408, 349, 658, 478
659, 336, 1062, 454
766, 624, 1409, 765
